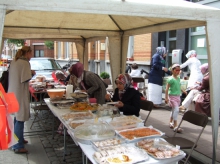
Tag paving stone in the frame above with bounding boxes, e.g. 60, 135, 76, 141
47, 151, 56, 157
51, 161, 61, 164
45, 148, 54, 153
48, 156, 59, 162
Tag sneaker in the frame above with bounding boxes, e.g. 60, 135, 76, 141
169, 123, 174, 129
179, 106, 186, 111
173, 127, 183, 133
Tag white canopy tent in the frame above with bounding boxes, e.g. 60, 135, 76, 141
0, 0, 219, 163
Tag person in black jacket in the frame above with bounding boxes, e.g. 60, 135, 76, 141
105, 73, 140, 117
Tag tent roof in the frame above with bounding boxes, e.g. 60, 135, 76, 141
2, 0, 220, 41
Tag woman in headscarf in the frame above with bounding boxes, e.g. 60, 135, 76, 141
179, 63, 210, 116
148, 47, 171, 107
70, 62, 107, 104
180, 50, 203, 89
105, 73, 140, 117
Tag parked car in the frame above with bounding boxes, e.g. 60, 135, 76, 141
30, 57, 67, 81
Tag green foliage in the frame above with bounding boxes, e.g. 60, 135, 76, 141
45, 41, 54, 49
7, 39, 25, 46
100, 72, 110, 79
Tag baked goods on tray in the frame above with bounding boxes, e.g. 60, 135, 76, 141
61, 111, 94, 121
91, 138, 125, 150
68, 120, 85, 129
117, 126, 163, 141
70, 102, 98, 112
93, 145, 148, 164
136, 138, 184, 159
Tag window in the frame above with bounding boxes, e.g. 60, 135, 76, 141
190, 26, 207, 63
169, 30, 176, 38
166, 30, 177, 67
34, 50, 44, 57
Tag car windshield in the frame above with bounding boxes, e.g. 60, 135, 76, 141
30, 58, 62, 71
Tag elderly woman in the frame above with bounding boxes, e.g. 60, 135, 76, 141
70, 62, 107, 104
105, 73, 140, 117
180, 50, 203, 89
148, 47, 170, 107
179, 63, 210, 116
8, 46, 35, 154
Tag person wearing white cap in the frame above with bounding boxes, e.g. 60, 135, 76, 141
180, 50, 203, 89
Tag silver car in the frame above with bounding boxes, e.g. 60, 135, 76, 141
30, 57, 66, 80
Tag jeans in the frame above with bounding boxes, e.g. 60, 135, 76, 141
12, 117, 24, 150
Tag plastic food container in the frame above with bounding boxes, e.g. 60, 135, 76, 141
68, 120, 86, 130
91, 137, 125, 151
136, 138, 184, 159
113, 115, 143, 123
108, 119, 140, 131
74, 122, 115, 144
116, 126, 164, 142
61, 111, 95, 121
93, 145, 149, 164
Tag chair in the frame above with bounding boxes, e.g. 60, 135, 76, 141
132, 77, 147, 97
165, 110, 208, 164
140, 100, 153, 125
30, 91, 51, 130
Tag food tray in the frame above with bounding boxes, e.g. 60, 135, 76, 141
74, 122, 116, 145
116, 126, 164, 142
61, 111, 95, 121
91, 137, 125, 151
70, 102, 98, 112
113, 115, 143, 123
68, 120, 86, 130
93, 145, 149, 164
108, 119, 140, 131
136, 138, 184, 159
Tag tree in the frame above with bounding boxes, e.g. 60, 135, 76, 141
45, 41, 54, 49
7, 39, 25, 46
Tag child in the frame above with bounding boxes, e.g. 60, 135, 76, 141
165, 64, 184, 133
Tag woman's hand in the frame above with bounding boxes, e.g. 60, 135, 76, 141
31, 70, 36, 76
163, 67, 168, 72
115, 101, 124, 108
105, 94, 111, 101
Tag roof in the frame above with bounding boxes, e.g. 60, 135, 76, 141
2, 0, 220, 41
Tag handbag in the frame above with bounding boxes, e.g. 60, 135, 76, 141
0, 70, 9, 92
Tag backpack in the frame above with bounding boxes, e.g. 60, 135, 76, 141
0, 70, 9, 92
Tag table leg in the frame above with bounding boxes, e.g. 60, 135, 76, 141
63, 125, 67, 161
52, 114, 55, 139
82, 152, 85, 164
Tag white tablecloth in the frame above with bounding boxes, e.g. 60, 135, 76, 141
44, 98, 185, 164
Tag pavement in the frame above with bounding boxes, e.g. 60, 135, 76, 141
0, 103, 220, 164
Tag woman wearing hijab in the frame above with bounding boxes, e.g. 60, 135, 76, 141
70, 62, 107, 104
180, 50, 203, 89
105, 73, 140, 117
148, 47, 170, 107
179, 63, 210, 116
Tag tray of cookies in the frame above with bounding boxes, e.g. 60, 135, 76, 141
91, 137, 125, 151
136, 138, 184, 159
93, 145, 149, 164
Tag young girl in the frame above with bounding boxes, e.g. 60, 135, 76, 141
165, 64, 184, 133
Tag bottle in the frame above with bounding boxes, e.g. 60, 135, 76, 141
65, 85, 73, 99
